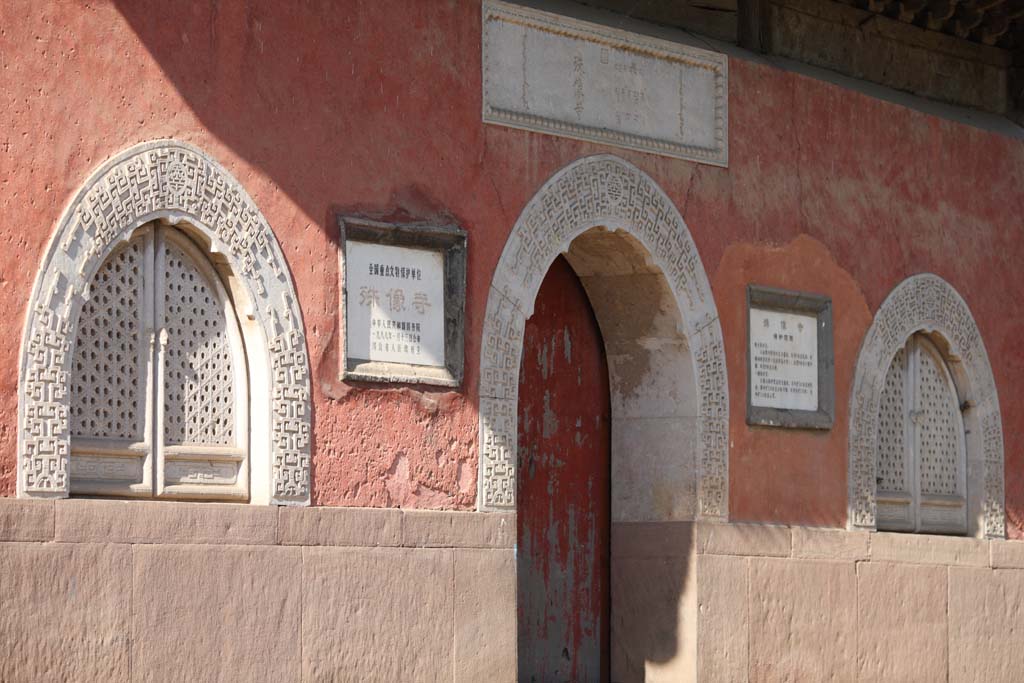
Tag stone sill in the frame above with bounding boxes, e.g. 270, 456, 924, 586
5, 498, 1023, 569
0, 498, 514, 549
614, 520, 1024, 569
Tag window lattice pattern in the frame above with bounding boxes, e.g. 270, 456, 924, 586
163, 241, 235, 446
70, 242, 144, 440
917, 349, 961, 497
876, 348, 906, 493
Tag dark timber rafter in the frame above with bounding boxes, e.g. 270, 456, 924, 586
837, 0, 1024, 48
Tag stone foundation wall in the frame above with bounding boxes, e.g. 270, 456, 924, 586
611, 520, 1024, 681
689, 522, 1024, 682
0, 500, 515, 682
4, 499, 1024, 681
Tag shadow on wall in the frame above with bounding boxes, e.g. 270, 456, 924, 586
578, 230, 699, 678
109, 0, 488, 509
610, 523, 694, 678
110, 0, 481, 234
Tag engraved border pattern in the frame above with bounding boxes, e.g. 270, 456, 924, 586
18, 140, 311, 504
847, 274, 1004, 537
478, 155, 729, 519
482, 0, 729, 166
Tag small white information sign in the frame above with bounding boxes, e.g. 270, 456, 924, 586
749, 308, 818, 411
346, 241, 445, 367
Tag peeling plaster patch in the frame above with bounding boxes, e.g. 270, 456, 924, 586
385, 452, 411, 504
542, 391, 559, 439
456, 459, 475, 495
538, 340, 551, 380
607, 347, 655, 405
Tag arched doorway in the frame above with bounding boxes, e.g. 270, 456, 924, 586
478, 156, 728, 520
479, 155, 728, 678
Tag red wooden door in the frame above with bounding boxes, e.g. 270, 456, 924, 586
517, 256, 611, 682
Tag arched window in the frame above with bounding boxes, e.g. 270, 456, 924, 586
848, 274, 1003, 538
69, 223, 249, 501
19, 141, 310, 504
876, 334, 967, 534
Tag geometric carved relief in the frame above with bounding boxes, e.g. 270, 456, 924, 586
876, 347, 907, 494
70, 240, 146, 442
18, 140, 311, 504
162, 236, 237, 448
915, 342, 962, 498
848, 274, 1004, 537
478, 155, 729, 519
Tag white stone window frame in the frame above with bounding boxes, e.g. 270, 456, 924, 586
848, 274, 1004, 538
18, 140, 311, 506
476, 155, 729, 519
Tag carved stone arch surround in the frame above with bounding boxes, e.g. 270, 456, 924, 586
478, 155, 729, 518
848, 274, 1004, 537
18, 140, 311, 504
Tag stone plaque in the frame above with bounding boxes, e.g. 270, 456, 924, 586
482, 0, 728, 166
747, 285, 833, 429
749, 308, 818, 411
339, 216, 466, 387
346, 241, 445, 367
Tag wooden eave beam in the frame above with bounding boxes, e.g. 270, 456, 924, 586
899, 0, 929, 22
975, 7, 1011, 42
953, 1, 985, 35
927, 0, 960, 28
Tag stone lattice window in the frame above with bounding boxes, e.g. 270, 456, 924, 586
69, 224, 249, 500
876, 334, 967, 534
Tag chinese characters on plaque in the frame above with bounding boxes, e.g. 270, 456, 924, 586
749, 307, 818, 412
482, 0, 728, 165
346, 241, 445, 367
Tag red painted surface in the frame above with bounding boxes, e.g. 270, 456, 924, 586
517, 257, 610, 681
1, 1, 1023, 535
714, 235, 873, 525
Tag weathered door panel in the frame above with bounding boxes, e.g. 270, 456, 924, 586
518, 255, 611, 682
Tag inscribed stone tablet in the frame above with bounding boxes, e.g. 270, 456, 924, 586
482, 0, 728, 165
346, 241, 445, 367
749, 308, 818, 411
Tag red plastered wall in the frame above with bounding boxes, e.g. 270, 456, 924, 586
1, 0, 1021, 534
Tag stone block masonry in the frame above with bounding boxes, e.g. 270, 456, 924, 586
0, 499, 515, 683
5, 499, 1024, 680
